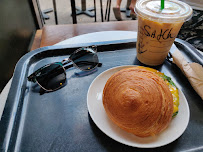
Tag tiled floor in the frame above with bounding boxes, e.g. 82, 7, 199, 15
38, 0, 135, 25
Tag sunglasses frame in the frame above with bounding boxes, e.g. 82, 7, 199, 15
28, 46, 101, 92
62, 46, 99, 72
35, 63, 67, 92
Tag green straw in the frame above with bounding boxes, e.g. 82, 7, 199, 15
161, 0, 164, 10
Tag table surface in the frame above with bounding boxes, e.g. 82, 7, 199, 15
31, 20, 138, 50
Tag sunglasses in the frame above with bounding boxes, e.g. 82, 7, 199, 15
28, 47, 102, 91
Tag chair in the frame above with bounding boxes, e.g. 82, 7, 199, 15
53, 0, 104, 24
52, 0, 77, 24
74, 0, 104, 22
53, 0, 58, 24
105, 0, 131, 21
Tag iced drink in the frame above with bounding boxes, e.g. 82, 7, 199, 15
135, 0, 193, 66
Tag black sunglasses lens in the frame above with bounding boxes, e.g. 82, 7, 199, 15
70, 48, 99, 70
36, 63, 66, 91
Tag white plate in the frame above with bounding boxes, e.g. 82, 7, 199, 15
87, 65, 190, 148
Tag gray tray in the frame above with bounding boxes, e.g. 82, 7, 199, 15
0, 38, 202, 152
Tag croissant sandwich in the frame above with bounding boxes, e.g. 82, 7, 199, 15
103, 66, 179, 137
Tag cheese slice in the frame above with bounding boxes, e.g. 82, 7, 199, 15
136, 66, 179, 117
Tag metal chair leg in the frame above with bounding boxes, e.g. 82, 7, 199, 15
105, 0, 109, 21
107, 0, 111, 21
36, 0, 45, 25
53, 0, 58, 24
94, 0, 96, 22
100, 0, 104, 22
70, 0, 77, 24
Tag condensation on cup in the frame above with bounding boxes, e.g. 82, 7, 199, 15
135, 0, 193, 66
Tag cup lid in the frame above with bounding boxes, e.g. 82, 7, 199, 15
135, 0, 193, 22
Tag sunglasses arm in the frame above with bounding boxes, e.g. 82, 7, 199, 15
63, 62, 102, 70
27, 74, 36, 82
90, 45, 97, 52
62, 58, 71, 66
64, 64, 74, 70
27, 66, 46, 82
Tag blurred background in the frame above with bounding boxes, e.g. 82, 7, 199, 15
38, 0, 134, 24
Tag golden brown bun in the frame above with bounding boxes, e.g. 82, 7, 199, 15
103, 67, 173, 137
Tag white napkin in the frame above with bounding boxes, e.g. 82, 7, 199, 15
172, 49, 203, 100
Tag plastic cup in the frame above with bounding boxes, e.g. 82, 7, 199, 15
135, 0, 193, 66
